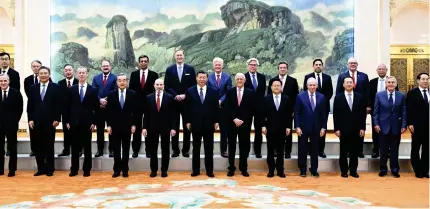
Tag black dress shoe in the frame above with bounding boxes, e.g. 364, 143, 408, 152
242, 171, 250, 177
391, 172, 400, 178
182, 152, 190, 158
379, 171, 387, 177
83, 172, 90, 177
350, 173, 359, 178
161, 172, 168, 178
112, 172, 121, 178
415, 173, 423, 178
221, 152, 228, 158
34, 171, 45, 176
285, 154, 291, 159
311, 172, 320, 177
318, 152, 327, 158
132, 153, 138, 158
371, 152, 379, 158
109, 152, 114, 158
69, 171, 78, 177
277, 173, 286, 178
47, 172, 54, 177
29, 152, 35, 157
122, 172, 129, 178
227, 170, 234, 177
341, 173, 348, 178
255, 154, 262, 158
146, 153, 151, 158
150, 172, 157, 178
358, 152, 365, 158
423, 173, 429, 178
171, 152, 180, 158
95, 151, 103, 157
191, 172, 200, 177
207, 173, 215, 178
300, 171, 306, 177
267, 172, 274, 178
8, 171, 15, 177
58, 152, 70, 157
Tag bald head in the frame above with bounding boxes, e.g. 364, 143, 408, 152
154, 78, 164, 92
348, 57, 358, 72
376, 63, 387, 78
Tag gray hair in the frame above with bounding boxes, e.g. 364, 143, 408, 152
117, 73, 128, 80
306, 77, 317, 85
235, 73, 246, 80
0, 73, 10, 81
77, 66, 88, 72
212, 57, 224, 65
376, 63, 387, 70
247, 58, 259, 66
348, 57, 358, 64
386, 76, 397, 83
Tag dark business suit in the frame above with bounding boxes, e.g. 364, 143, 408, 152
164, 64, 196, 155
58, 78, 78, 154
92, 73, 117, 153
261, 94, 292, 173
2, 68, 20, 91
333, 92, 366, 174
224, 87, 254, 172
27, 82, 61, 173
0, 88, 23, 174
185, 86, 219, 174
294, 91, 327, 173
143, 92, 176, 173
373, 91, 406, 173
407, 87, 429, 176
64, 84, 98, 173
129, 69, 159, 155
24, 74, 45, 154
268, 75, 299, 155
244, 72, 266, 155
106, 89, 139, 173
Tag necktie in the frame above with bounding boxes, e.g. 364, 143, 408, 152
317, 73, 322, 90
347, 93, 353, 110
156, 92, 161, 112
80, 85, 84, 102
2, 91, 6, 101
252, 74, 257, 91
103, 75, 107, 87
67, 80, 71, 88
310, 93, 315, 111
120, 90, 125, 109
216, 74, 221, 88
178, 66, 183, 82
237, 88, 242, 106
41, 84, 46, 101
280, 76, 284, 92
141, 71, 146, 89
275, 95, 280, 110
199, 88, 204, 103
388, 93, 393, 110
423, 90, 429, 106
351, 73, 356, 88
379, 79, 385, 92
34, 75, 38, 84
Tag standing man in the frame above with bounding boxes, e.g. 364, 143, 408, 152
165, 49, 196, 158
207, 57, 232, 158
92, 60, 117, 157
268, 61, 299, 158
336, 57, 369, 158
333, 76, 366, 178
261, 78, 292, 178
27, 66, 61, 177
58, 64, 78, 157
224, 73, 254, 177
129, 55, 159, 158
64, 67, 98, 177
244, 58, 266, 158
303, 59, 333, 158
0, 73, 23, 177
407, 73, 429, 178
142, 79, 177, 178
0, 52, 20, 91
373, 76, 406, 178
295, 78, 327, 177
106, 73, 139, 178
185, 71, 219, 177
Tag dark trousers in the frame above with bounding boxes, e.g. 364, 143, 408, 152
298, 131, 319, 173
284, 121, 293, 155
96, 108, 112, 152
62, 121, 72, 154
219, 107, 228, 154
112, 129, 131, 173
379, 131, 400, 173
252, 116, 263, 155
70, 124, 92, 173
172, 102, 190, 154
411, 128, 429, 175
318, 110, 329, 153
0, 129, 17, 173
339, 131, 359, 174
192, 130, 214, 174
371, 116, 380, 153
227, 125, 250, 172
29, 125, 36, 153
132, 117, 144, 154
149, 132, 170, 172
34, 125, 56, 173
267, 132, 286, 173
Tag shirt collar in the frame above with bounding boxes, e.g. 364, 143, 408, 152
66, 77, 74, 82
349, 70, 357, 75
103, 73, 110, 77
379, 76, 386, 80
41, 81, 49, 86
119, 88, 126, 93
78, 82, 87, 87
2, 87, 10, 92
215, 72, 222, 77
279, 74, 287, 79
272, 93, 281, 98
344, 90, 353, 96
140, 68, 148, 73
197, 85, 207, 91
176, 63, 183, 68
308, 90, 315, 96
237, 86, 243, 91
156, 90, 163, 96
1, 67, 9, 73
419, 87, 429, 92
387, 90, 395, 95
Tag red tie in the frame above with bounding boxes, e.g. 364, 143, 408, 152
141, 71, 146, 89
216, 74, 221, 87
351, 73, 356, 88
103, 75, 107, 87
67, 80, 71, 88
156, 92, 161, 112
237, 88, 242, 106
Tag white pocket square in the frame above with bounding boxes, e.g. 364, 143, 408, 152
185, 73, 190, 75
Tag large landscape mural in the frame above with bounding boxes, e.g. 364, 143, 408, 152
50, 0, 354, 87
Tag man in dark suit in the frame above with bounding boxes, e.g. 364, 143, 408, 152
268, 61, 299, 158
106, 73, 139, 178
0, 52, 20, 91
303, 59, 333, 158
92, 60, 117, 157
142, 79, 177, 178
185, 70, 219, 177
64, 67, 98, 177
262, 78, 292, 178
0, 73, 23, 177
333, 76, 366, 178
373, 76, 406, 178
407, 73, 429, 178
57, 64, 78, 157
129, 55, 159, 158
164, 49, 196, 158
207, 57, 232, 158
295, 77, 327, 177
244, 58, 266, 158
336, 57, 369, 158
27, 66, 61, 177
224, 73, 254, 177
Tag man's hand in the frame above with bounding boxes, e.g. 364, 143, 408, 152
142, 129, 147, 137
374, 125, 380, 133
170, 129, 176, 137
359, 129, 365, 137
262, 127, 267, 135
175, 94, 186, 101
186, 123, 191, 130
408, 125, 414, 134
131, 125, 136, 134
99, 98, 108, 106
401, 128, 406, 134
53, 121, 59, 128
320, 129, 326, 137
286, 128, 291, 136
107, 126, 112, 135
66, 123, 70, 130
233, 118, 243, 127
296, 127, 303, 137
90, 124, 95, 131
214, 123, 219, 130
335, 130, 341, 137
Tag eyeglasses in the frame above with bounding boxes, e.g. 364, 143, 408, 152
248, 64, 257, 66
0, 58, 10, 61
349, 62, 358, 64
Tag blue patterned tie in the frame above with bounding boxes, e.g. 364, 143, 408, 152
199, 88, 204, 103
252, 74, 257, 91
423, 90, 429, 107
275, 95, 280, 110
388, 93, 393, 110
347, 93, 353, 110
310, 93, 315, 111
178, 66, 183, 82
41, 84, 46, 101
79, 85, 84, 102
120, 90, 125, 109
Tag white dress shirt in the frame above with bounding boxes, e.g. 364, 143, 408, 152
2, 87, 9, 100
33, 74, 39, 83
197, 85, 207, 100
387, 90, 395, 103
66, 77, 74, 86
140, 69, 148, 83
419, 87, 430, 102
118, 88, 127, 101
156, 90, 163, 105
315, 72, 322, 86
279, 74, 287, 89
78, 83, 88, 96
40, 81, 49, 94
344, 90, 354, 107
273, 93, 281, 105
308, 90, 316, 105
377, 76, 386, 92
237, 87, 243, 101
1, 67, 9, 74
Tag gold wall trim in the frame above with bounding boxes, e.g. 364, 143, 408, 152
390, 45, 430, 55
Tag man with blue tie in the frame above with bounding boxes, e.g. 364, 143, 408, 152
295, 77, 327, 177
165, 49, 196, 158
92, 60, 117, 157
207, 57, 232, 158
373, 76, 406, 178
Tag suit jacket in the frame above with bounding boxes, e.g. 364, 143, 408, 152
261, 94, 292, 133
164, 64, 196, 97
0, 88, 23, 131
4, 68, 20, 91
336, 71, 369, 106
406, 87, 429, 130
106, 89, 140, 131
142, 92, 177, 133
244, 72, 266, 99
224, 87, 255, 129
184, 85, 219, 131
294, 91, 327, 133
58, 78, 79, 117
372, 91, 407, 135
207, 72, 232, 102
63, 84, 99, 127
92, 73, 117, 99
303, 72, 333, 111
129, 69, 159, 100
24, 74, 46, 98
27, 82, 62, 127
333, 91, 367, 133
369, 77, 399, 112
267, 75, 299, 108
